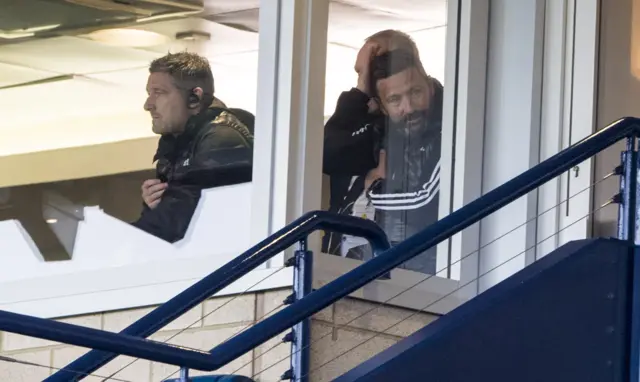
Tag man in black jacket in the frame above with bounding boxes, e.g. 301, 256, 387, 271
133, 52, 253, 243
323, 46, 443, 275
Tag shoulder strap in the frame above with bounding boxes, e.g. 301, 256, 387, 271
207, 107, 254, 149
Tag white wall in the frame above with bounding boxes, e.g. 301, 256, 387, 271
477, 0, 545, 292
0, 184, 252, 282
471, 0, 600, 293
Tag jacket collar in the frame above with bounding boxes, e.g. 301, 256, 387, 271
153, 108, 225, 162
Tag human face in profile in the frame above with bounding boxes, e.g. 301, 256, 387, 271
144, 72, 192, 135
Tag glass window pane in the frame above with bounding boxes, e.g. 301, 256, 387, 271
321, 1, 450, 275
0, 1, 260, 260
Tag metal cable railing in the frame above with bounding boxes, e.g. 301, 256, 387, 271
148, 169, 615, 381
41, 211, 389, 381
0, 355, 134, 382
1, 117, 639, 382
101, 265, 288, 381
200, 117, 640, 372
222, 174, 617, 380
304, 207, 610, 380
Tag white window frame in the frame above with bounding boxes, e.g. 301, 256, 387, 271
446, 0, 602, 297
250, 0, 473, 312
0, 0, 478, 320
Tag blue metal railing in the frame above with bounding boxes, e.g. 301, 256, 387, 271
203, 117, 640, 369
42, 211, 390, 381
1, 116, 639, 380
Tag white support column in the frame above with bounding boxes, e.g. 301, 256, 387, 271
535, 0, 570, 259
477, 0, 546, 293
439, 0, 489, 295
557, 0, 600, 246
251, 0, 329, 266
536, 0, 600, 258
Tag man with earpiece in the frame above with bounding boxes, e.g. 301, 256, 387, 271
132, 51, 254, 243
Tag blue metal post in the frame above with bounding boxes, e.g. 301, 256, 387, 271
618, 136, 640, 382
282, 239, 312, 381
629, 137, 640, 382
180, 367, 189, 382
618, 137, 639, 243
618, 149, 628, 240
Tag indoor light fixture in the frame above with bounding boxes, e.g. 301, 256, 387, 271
0, 24, 60, 39
175, 31, 211, 41
85, 28, 170, 47
46, 218, 58, 224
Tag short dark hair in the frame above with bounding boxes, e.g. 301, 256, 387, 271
369, 49, 417, 97
366, 30, 420, 59
149, 51, 214, 109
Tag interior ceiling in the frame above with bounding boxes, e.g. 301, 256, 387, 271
0, 0, 448, 157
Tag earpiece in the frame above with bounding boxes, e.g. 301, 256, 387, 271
187, 89, 200, 109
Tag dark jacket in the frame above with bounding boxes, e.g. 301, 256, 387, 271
321, 80, 444, 274
322, 88, 384, 256
323, 88, 384, 175
132, 107, 254, 243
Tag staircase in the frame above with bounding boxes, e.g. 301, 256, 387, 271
336, 238, 635, 382
1, 117, 640, 382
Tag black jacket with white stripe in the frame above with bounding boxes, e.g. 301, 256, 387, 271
322, 80, 443, 274
370, 119, 441, 244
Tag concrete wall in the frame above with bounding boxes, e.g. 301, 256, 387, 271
309, 298, 438, 382
0, 289, 438, 382
593, 0, 640, 237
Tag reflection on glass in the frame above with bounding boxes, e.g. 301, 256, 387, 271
0, 171, 153, 260
322, 2, 448, 275
0, 1, 260, 260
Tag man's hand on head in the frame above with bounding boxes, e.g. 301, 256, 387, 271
141, 179, 167, 209
355, 41, 384, 95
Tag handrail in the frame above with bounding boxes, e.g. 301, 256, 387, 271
204, 117, 640, 369
46, 211, 390, 381
0, 310, 220, 371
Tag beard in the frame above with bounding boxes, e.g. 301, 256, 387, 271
389, 109, 431, 135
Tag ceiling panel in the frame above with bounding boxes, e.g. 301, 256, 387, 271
0, 0, 449, 156
339, 0, 447, 21
327, 1, 447, 48
0, 112, 154, 157
0, 77, 145, 129
88, 67, 149, 88
0, 0, 136, 35
0, 62, 57, 88
138, 18, 259, 56
411, 26, 447, 81
206, 0, 447, 45
0, 36, 157, 74
202, 0, 259, 16
210, 62, 257, 113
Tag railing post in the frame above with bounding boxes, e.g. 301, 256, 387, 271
618, 137, 639, 243
281, 238, 313, 382
618, 135, 640, 382
179, 367, 189, 382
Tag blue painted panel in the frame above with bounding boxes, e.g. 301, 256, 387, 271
335, 239, 634, 382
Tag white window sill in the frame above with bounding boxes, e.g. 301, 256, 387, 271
0, 252, 465, 319
313, 254, 465, 315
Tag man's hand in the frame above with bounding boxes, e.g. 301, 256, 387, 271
141, 179, 167, 209
365, 150, 386, 190
355, 41, 382, 95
